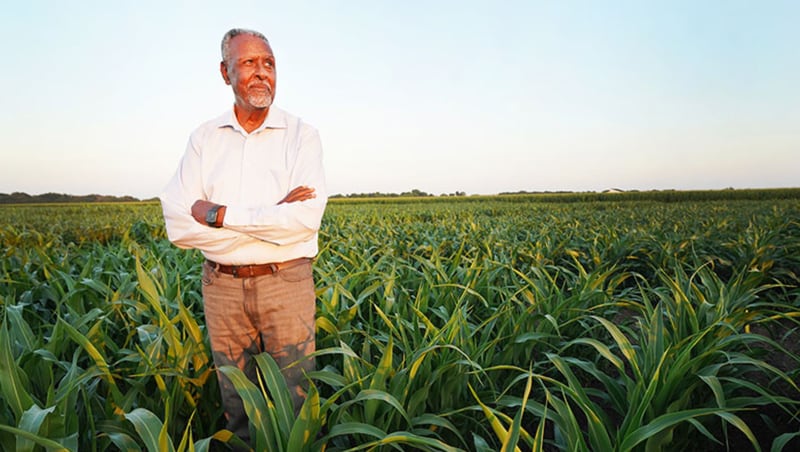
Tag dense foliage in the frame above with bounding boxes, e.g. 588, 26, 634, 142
1, 194, 799, 451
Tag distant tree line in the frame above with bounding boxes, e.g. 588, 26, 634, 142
4, 187, 798, 205
329, 188, 800, 205
0, 192, 142, 204
330, 189, 467, 199
495, 188, 800, 203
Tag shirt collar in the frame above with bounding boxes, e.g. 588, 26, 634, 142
220, 106, 288, 135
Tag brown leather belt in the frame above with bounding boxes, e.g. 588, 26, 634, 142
206, 257, 310, 278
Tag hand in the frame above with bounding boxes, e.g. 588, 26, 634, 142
279, 186, 316, 204
191, 200, 218, 225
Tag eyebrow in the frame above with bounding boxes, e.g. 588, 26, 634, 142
237, 54, 274, 62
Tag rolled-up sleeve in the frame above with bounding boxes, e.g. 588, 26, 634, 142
160, 134, 251, 254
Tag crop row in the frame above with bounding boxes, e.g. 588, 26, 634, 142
1, 198, 799, 451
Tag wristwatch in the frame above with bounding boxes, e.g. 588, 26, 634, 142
205, 205, 223, 228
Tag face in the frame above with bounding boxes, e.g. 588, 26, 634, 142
221, 34, 276, 110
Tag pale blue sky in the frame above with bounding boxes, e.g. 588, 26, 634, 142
1, 1, 798, 198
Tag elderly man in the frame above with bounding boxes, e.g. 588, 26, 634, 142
160, 28, 327, 444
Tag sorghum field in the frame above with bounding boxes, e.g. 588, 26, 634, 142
1, 190, 799, 451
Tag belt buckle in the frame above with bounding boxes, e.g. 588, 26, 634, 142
230, 263, 279, 278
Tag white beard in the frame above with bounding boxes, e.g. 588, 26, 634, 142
246, 91, 273, 109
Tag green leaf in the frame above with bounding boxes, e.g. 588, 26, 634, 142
502, 370, 533, 452
469, 383, 517, 451
134, 255, 185, 362
0, 319, 34, 420
621, 408, 725, 451
124, 408, 174, 452
350, 389, 412, 426
410, 413, 463, 441
366, 335, 393, 423
192, 430, 245, 452
567, 337, 624, 371
218, 365, 276, 451
58, 319, 118, 393
5, 304, 37, 352
325, 421, 387, 440
715, 411, 760, 452
358, 431, 462, 451
17, 405, 56, 452
544, 389, 588, 452
105, 432, 142, 451
591, 315, 642, 380
287, 383, 321, 451
0, 424, 69, 451
547, 354, 612, 451
771, 431, 800, 452
532, 401, 548, 452
254, 352, 294, 439
175, 410, 194, 452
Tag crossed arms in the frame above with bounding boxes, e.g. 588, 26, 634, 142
159, 125, 327, 255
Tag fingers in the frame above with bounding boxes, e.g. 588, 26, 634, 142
279, 186, 316, 204
291, 186, 315, 200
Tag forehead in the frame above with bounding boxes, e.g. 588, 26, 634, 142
229, 34, 273, 60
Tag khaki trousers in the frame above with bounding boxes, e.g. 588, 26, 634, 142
201, 259, 316, 443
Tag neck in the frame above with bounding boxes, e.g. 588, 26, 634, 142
233, 104, 269, 133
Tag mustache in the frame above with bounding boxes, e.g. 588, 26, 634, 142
247, 82, 273, 94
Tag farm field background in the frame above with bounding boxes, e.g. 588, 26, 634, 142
1, 190, 799, 451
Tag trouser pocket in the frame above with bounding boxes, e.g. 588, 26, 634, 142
201, 261, 217, 286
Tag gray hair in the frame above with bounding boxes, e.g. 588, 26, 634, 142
221, 28, 270, 65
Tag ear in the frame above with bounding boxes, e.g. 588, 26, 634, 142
220, 61, 231, 85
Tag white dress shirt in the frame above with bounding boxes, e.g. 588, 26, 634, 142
160, 106, 327, 265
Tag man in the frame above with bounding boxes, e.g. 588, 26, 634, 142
159, 28, 327, 444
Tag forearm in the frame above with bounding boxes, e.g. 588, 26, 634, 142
160, 196, 252, 253
223, 128, 328, 245
223, 196, 327, 245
